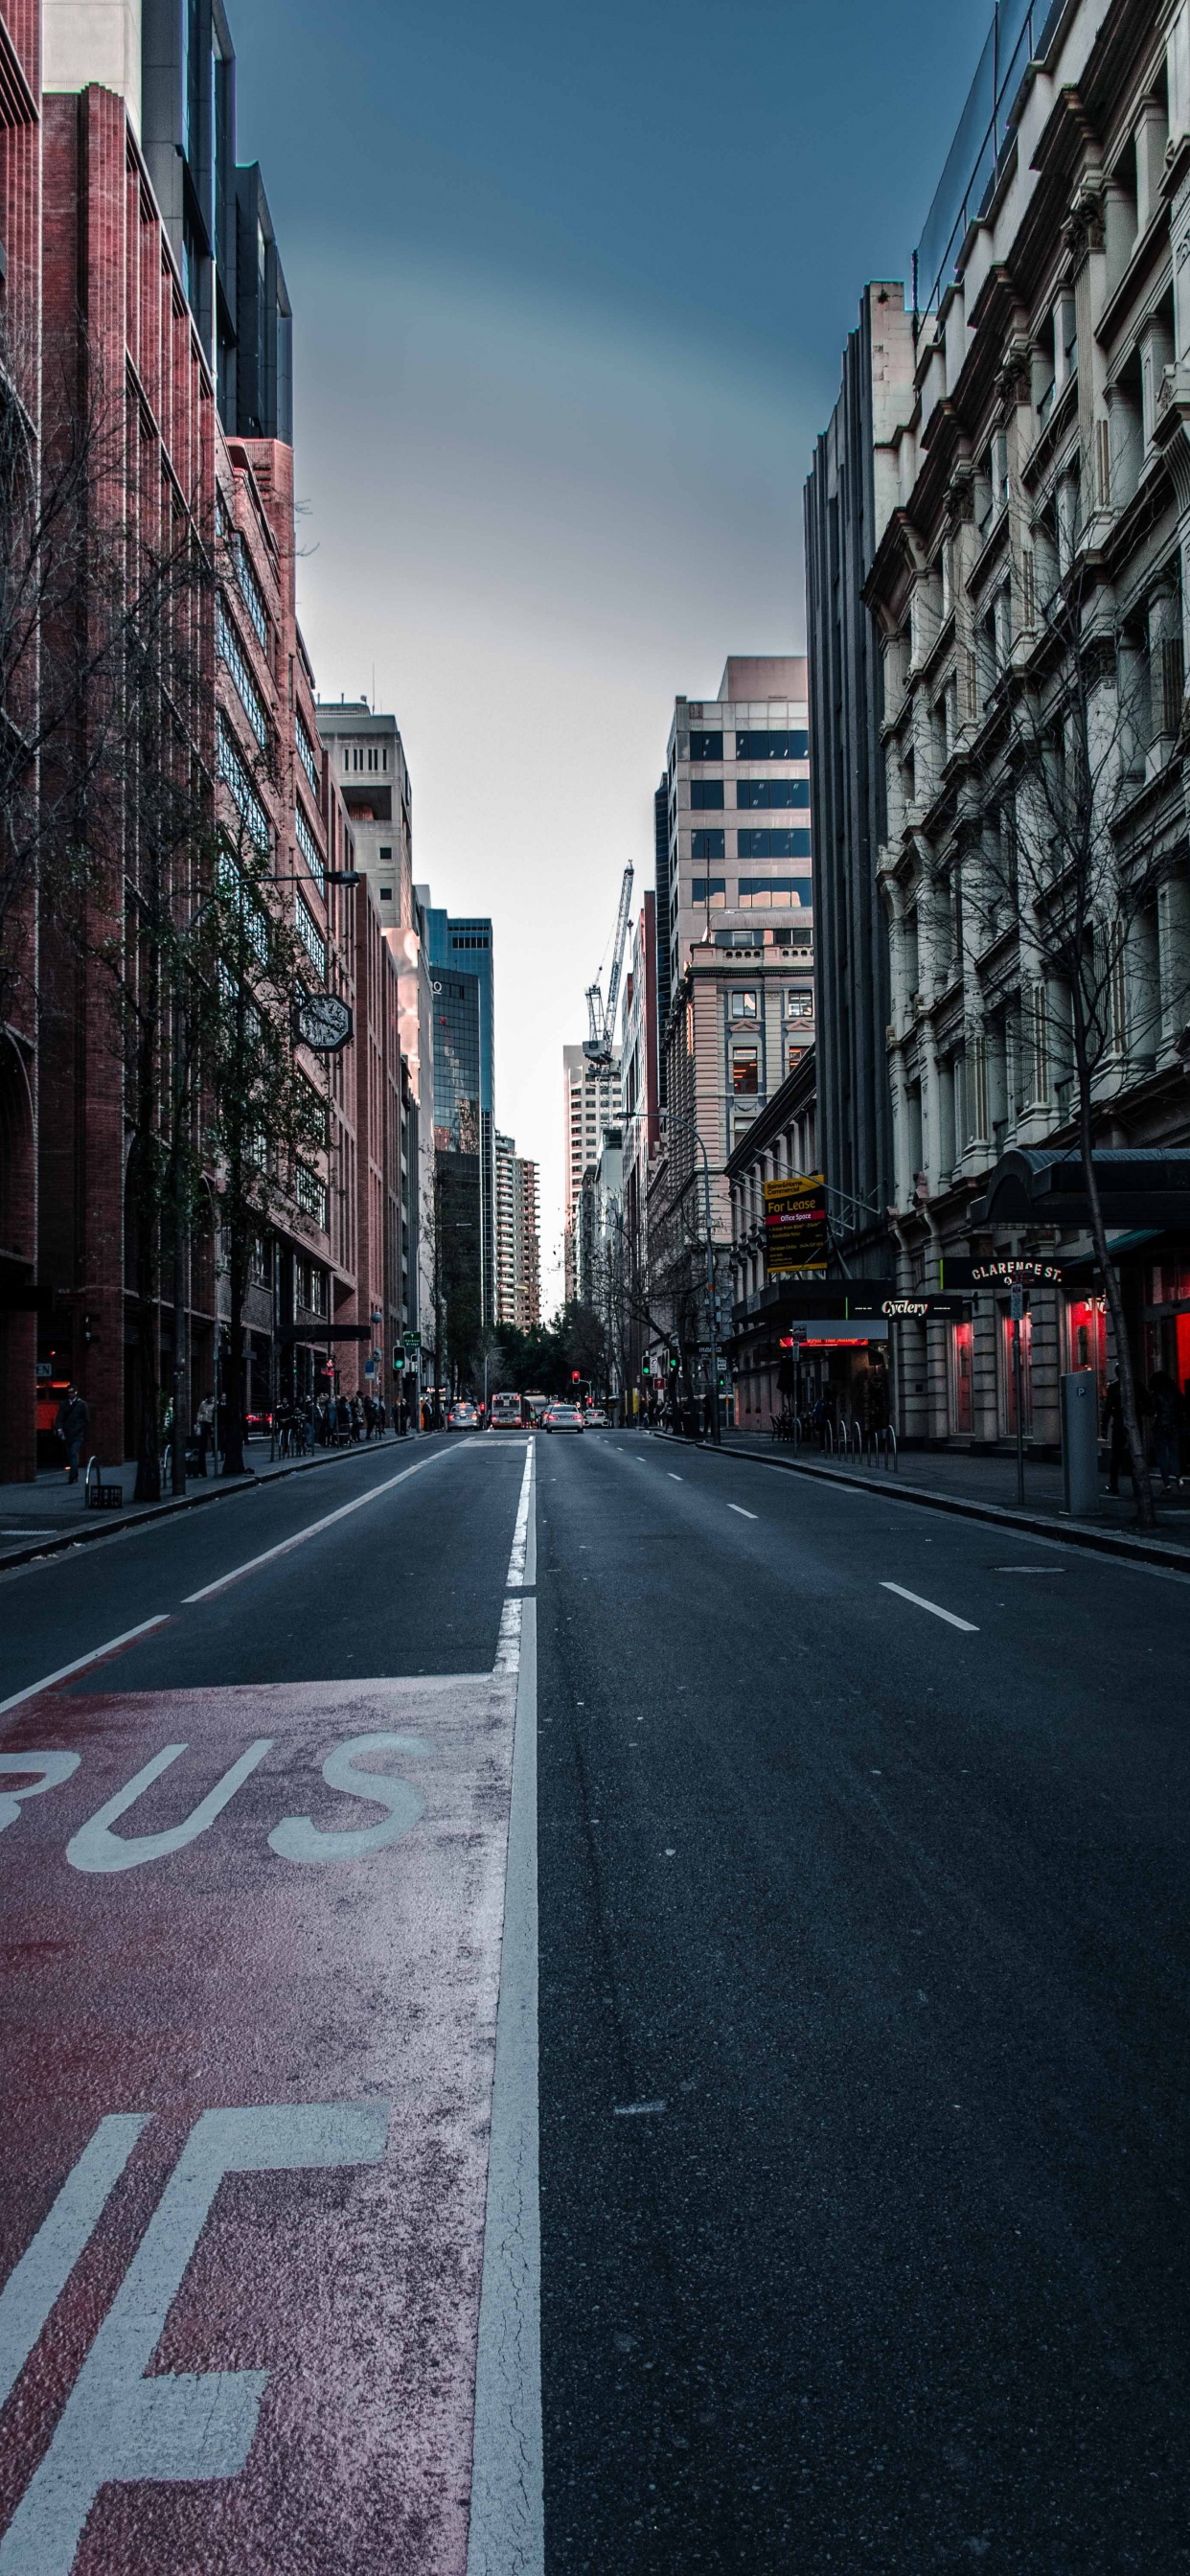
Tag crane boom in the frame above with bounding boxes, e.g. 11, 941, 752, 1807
582, 864, 635, 1068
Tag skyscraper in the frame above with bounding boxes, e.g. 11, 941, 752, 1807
420, 901, 496, 1376
495, 1136, 540, 1331
562, 1043, 622, 1302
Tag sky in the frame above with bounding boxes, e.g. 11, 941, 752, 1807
231, 0, 991, 1310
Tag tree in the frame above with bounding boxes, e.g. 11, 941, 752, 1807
963, 576, 1187, 1529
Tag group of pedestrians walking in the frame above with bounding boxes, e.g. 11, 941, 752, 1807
275, 1391, 394, 1454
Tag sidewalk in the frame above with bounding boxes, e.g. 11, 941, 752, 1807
0, 1434, 416, 1573
655, 1428, 1190, 1572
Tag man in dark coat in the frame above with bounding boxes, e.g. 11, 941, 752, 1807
55, 1385, 90, 1484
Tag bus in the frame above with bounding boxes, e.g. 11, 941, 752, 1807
489, 1390, 525, 1429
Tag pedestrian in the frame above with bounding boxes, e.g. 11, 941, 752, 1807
55, 1383, 90, 1484
1149, 1369, 1183, 1492
195, 1392, 214, 1475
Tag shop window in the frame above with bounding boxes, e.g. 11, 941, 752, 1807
950, 1320, 973, 1434
999, 1308, 1033, 1436
1065, 1296, 1106, 1403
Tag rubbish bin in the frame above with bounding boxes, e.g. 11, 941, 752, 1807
1061, 1370, 1099, 1517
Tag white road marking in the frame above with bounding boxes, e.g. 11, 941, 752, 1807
184, 1449, 450, 1602
0, 1617, 171, 1720
881, 1582, 979, 1633
0, 2115, 149, 2409
469, 1434, 542, 2575
66, 1739, 275, 1874
613, 2101, 666, 2117
995, 1565, 1064, 1574
0, 2104, 388, 2576
268, 1734, 431, 1862
668, 1474, 682, 1483
504, 1439, 534, 1589
727, 1505, 758, 1520
0, 1750, 80, 1833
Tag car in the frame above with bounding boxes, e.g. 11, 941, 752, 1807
489, 1392, 524, 1429
584, 1408, 608, 1426
542, 1403, 584, 1434
447, 1401, 479, 1430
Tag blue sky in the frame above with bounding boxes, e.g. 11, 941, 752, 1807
233, 0, 990, 1300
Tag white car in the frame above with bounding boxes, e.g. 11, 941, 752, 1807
447, 1402, 478, 1430
541, 1403, 584, 1434
584, 1408, 608, 1426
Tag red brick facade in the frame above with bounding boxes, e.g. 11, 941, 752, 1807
0, 45, 413, 1476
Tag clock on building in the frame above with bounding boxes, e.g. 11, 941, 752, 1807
294, 993, 354, 1053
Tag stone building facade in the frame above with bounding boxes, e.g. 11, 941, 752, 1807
865, 0, 1190, 1449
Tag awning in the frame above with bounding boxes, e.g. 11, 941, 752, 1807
973, 1149, 1190, 1230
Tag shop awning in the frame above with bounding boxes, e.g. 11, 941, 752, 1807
974, 1150, 1190, 1230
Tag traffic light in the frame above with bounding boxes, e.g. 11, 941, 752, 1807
641, 1356, 651, 1379
571, 1370, 581, 1383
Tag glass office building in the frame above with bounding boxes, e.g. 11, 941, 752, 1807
423, 905, 496, 1341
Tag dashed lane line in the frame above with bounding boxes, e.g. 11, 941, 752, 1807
727, 1505, 758, 1520
880, 1581, 978, 1634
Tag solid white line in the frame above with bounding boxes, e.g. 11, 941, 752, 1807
183, 1449, 450, 1602
881, 1581, 979, 1633
0, 1617, 171, 1718
469, 1443, 541, 2573
727, 1505, 758, 1520
504, 1441, 535, 1590
668, 1474, 682, 1483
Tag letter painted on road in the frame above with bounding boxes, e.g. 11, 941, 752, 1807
0, 2101, 390, 2575
65, 1740, 273, 1874
0, 1753, 80, 1836
268, 1732, 431, 1863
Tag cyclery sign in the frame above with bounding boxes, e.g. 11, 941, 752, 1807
972, 1258, 1063, 1285
764, 1173, 828, 1275
882, 1299, 928, 1319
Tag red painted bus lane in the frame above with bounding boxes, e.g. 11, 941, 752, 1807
0, 1667, 517, 2573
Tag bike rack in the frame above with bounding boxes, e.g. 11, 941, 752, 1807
83, 1455, 123, 1511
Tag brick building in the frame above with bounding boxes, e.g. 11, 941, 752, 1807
0, 0, 418, 1477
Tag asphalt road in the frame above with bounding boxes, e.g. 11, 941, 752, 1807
0, 1427, 1186, 2571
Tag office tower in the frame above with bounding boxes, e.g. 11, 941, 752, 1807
495, 1136, 541, 1331
805, 286, 914, 1279
562, 1043, 622, 1302
419, 902, 495, 1373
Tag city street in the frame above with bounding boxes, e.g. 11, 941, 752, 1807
1, 1432, 1186, 2569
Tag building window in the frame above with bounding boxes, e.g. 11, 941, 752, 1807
690, 779, 725, 809
217, 717, 269, 855
689, 730, 723, 761
235, 535, 269, 651
295, 800, 327, 898
295, 715, 320, 794
736, 777, 810, 809
295, 892, 326, 978
379, 886, 393, 902
785, 988, 813, 1018
738, 829, 811, 861
999, 1307, 1033, 1437
693, 877, 725, 908
691, 830, 725, 862
217, 594, 268, 746
950, 1320, 973, 1433
735, 730, 809, 760
786, 1041, 809, 1076
730, 990, 758, 1019
732, 1046, 759, 1095
738, 876, 812, 908
296, 1165, 329, 1230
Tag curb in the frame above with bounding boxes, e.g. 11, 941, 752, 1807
650, 1432, 1190, 1576
0, 1437, 424, 1576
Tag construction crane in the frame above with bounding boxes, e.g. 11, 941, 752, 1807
584, 864, 633, 1070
